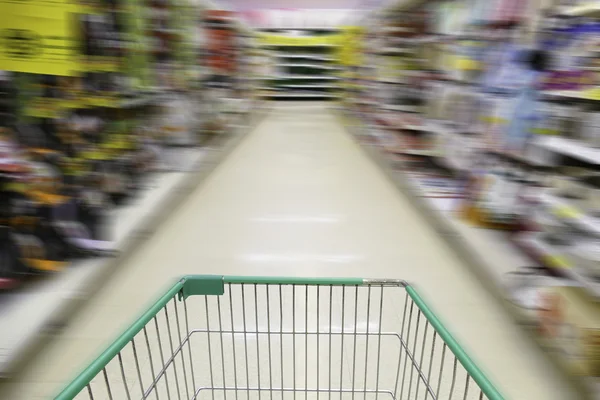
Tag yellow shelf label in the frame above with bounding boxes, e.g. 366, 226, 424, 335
543, 254, 571, 269
554, 205, 580, 220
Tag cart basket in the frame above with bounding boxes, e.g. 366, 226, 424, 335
55, 275, 503, 400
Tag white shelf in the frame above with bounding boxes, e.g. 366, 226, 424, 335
275, 54, 333, 61
557, 2, 600, 16
268, 93, 338, 98
516, 232, 600, 299
280, 84, 336, 89
382, 104, 419, 112
539, 191, 600, 237
379, 48, 415, 55
273, 75, 340, 80
541, 90, 600, 101
533, 136, 600, 165
277, 63, 338, 70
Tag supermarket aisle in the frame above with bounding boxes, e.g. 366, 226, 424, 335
0, 102, 573, 399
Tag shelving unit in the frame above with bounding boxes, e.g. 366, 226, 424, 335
0, 107, 263, 376
342, 0, 600, 396
0, 0, 262, 378
259, 29, 342, 100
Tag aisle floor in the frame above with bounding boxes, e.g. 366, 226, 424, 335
0, 102, 575, 399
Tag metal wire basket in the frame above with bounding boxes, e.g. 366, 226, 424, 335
55, 275, 503, 400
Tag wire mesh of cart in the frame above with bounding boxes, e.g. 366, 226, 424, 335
55, 276, 503, 400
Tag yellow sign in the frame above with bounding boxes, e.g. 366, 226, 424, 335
0, 0, 77, 76
258, 33, 343, 47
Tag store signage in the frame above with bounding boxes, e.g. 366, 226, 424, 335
0, 0, 77, 76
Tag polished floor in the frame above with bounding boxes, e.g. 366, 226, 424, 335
0, 102, 575, 399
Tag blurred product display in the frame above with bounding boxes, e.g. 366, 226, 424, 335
340, 0, 600, 396
0, 0, 261, 376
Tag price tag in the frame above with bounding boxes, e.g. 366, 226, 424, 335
554, 205, 580, 220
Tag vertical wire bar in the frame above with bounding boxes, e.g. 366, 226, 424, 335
143, 326, 160, 400
87, 384, 94, 400
305, 285, 309, 400
292, 285, 297, 400
254, 285, 262, 400
183, 298, 196, 393
424, 332, 437, 400
267, 285, 274, 400
463, 375, 470, 400
242, 285, 251, 399
229, 285, 240, 400
339, 286, 346, 400
398, 301, 415, 400
103, 367, 113, 400
406, 311, 422, 400
153, 316, 172, 400
392, 291, 409, 399
173, 299, 191, 400
118, 352, 132, 400
132, 338, 146, 397
164, 308, 182, 400
415, 319, 429, 397
328, 285, 333, 400
351, 286, 358, 400
205, 297, 216, 400
374, 286, 384, 400
479, 390, 484, 400
317, 286, 320, 400
363, 286, 372, 400
448, 357, 458, 400
279, 285, 285, 400
435, 344, 447, 400
217, 296, 228, 400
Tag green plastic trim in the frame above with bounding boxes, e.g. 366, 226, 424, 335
405, 285, 504, 400
54, 278, 186, 400
179, 275, 225, 299
223, 276, 365, 286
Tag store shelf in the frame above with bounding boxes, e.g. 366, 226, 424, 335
382, 104, 419, 113
0, 149, 205, 375
533, 135, 600, 165
276, 54, 334, 61
0, 109, 265, 377
556, 2, 600, 17
277, 63, 338, 70
280, 84, 336, 89
268, 93, 338, 98
541, 90, 600, 101
516, 232, 600, 299
538, 191, 600, 237
273, 75, 340, 80
342, 109, 531, 284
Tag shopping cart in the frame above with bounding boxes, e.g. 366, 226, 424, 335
55, 276, 503, 400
